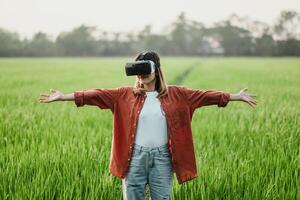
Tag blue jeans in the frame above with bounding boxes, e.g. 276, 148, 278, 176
122, 143, 174, 200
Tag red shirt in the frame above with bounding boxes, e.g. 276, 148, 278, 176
74, 85, 230, 184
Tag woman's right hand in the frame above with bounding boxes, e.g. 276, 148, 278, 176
39, 89, 64, 103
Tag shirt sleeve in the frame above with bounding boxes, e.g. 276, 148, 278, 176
181, 86, 230, 110
74, 87, 121, 110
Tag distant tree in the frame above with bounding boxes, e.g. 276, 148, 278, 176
208, 20, 254, 56
254, 33, 275, 56
0, 28, 22, 56
168, 12, 190, 55
273, 10, 300, 56
273, 39, 300, 56
23, 32, 56, 56
167, 12, 208, 55
136, 25, 152, 49
56, 25, 97, 56
135, 25, 169, 55
0, 10, 299, 57
249, 21, 275, 56
273, 10, 300, 40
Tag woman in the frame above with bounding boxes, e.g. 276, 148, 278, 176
39, 51, 257, 200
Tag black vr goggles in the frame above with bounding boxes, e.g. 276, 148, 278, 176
125, 52, 160, 76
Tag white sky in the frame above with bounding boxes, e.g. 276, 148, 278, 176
0, 0, 299, 39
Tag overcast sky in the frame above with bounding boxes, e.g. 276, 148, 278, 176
1, 0, 299, 39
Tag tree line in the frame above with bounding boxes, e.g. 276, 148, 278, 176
0, 10, 299, 57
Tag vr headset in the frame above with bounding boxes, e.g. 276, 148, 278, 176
125, 60, 156, 76
125, 51, 160, 76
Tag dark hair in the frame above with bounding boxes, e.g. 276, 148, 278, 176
135, 51, 161, 68
133, 51, 168, 97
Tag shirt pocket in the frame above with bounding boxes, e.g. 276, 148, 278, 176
172, 108, 188, 130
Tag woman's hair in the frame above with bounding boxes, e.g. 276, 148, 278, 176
133, 51, 168, 97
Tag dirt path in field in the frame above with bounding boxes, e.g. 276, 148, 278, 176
169, 62, 198, 85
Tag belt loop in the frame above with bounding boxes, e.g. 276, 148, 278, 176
139, 145, 143, 153
158, 144, 164, 152
135, 143, 142, 154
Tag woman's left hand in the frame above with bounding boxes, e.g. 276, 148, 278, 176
238, 88, 257, 108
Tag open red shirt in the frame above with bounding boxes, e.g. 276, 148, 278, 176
74, 85, 230, 184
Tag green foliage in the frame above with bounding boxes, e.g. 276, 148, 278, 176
0, 10, 300, 57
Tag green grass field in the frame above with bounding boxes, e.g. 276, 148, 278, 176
0, 57, 299, 199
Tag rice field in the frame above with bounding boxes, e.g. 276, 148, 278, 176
0, 57, 299, 199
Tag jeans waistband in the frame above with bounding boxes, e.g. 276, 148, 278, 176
133, 143, 169, 152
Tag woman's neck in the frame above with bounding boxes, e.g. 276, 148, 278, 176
143, 84, 155, 92
143, 78, 156, 92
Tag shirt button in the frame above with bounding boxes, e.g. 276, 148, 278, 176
130, 146, 132, 149
128, 158, 130, 161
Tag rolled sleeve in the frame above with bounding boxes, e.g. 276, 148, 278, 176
181, 86, 230, 110
74, 91, 85, 107
217, 92, 230, 107
74, 87, 121, 110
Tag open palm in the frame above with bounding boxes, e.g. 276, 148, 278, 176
238, 88, 257, 108
39, 89, 63, 103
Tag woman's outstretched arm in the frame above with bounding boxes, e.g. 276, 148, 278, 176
39, 89, 73, 103
39, 87, 121, 111
181, 86, 257, 111
229, 88, 257, 108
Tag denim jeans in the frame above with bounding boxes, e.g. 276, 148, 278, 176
122, 143, 174, 200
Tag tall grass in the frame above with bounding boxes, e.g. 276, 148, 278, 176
0, 57, 299, 199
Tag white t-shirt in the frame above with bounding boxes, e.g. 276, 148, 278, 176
134, 91, 168, 148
